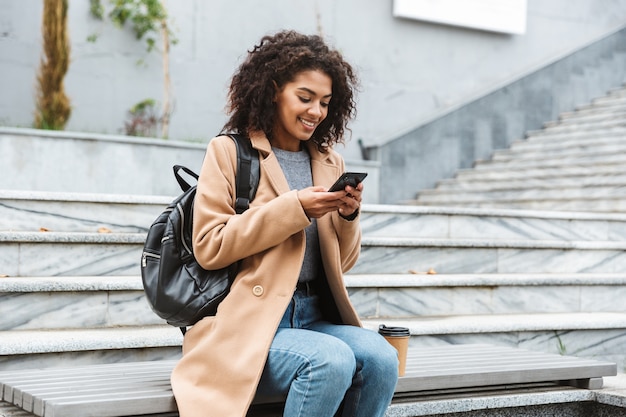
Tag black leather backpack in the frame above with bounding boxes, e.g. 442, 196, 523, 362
141, 134, 259, 332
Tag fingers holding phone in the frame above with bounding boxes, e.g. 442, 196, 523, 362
337, 181, 363, 217
298, 186, 343, 218
328, 172, 368, 192
328, 172, 366, 217
297, 172, 367, 219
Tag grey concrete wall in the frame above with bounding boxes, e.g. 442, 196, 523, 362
0, 127, 380, 202
1, 0, 625, 164
377, 26, 626, 204
0, 128, 207, 197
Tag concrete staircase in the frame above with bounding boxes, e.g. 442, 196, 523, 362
413, 84, 626, 212
2, 192, 626, 372
0, 191, 183, 370
356, 205, 626, 372
2, 85, 626, 373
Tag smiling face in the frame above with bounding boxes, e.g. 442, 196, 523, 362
271, 69, 332, 151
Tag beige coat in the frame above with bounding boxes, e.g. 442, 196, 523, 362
170, 132, 362, 417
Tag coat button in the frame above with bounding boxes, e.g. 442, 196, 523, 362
252, 285, 264, 297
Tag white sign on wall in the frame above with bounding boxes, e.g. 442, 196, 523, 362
393, 0, 527, 35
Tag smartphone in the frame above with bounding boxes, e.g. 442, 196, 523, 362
328, 172, 368, 192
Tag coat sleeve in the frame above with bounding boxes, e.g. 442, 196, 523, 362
329, 155, 362, 272
331, 212, 361, 272
192, 136, 311, 270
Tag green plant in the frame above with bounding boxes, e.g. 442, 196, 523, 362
34, 0, 71, 130
89, 0, 176, 138
90, 0, 104, 19
123, 98, 159, 137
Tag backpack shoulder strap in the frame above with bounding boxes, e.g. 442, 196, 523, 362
229, 134, 260, 214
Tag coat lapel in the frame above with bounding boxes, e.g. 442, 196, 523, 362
307, 141, 342, 190
250, 132, 290, 196
250, 133, 342, 195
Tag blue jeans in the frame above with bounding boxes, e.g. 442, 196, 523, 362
255, 289, 398, 417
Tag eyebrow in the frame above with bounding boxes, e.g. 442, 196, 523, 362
297, 87, 332, 98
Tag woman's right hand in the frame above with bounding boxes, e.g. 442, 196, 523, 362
297, 186, 346, 218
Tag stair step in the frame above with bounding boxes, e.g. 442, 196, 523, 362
412, 198, 626, 212
605, 85, 626, 96
527, 119, 626, 136
414, 193, 626, 213
0, 231, 144, 277
523, 126, 626, 142
4, 231, 626, 277
417, 184, 626, 203
557, 107, 626, 124
0, 326, 182, 355
474, 151, 626, 170
346, 273, 626, 318
416, 84, 626, 214
544, 113, 626, 129
4, 273, 625, 332
0, 326, 182, 370
454, 163, 625, 181
436, 174, 626, 191
346, 272, 626, 287
361, 205, 626, 241
362, 312, 626, 335
0, 190, 169, 233
0, 276, 163, 331
0, 275, 143, 292
507, 134, 626, 156
492, 141, 626, 162
508, 133, 624, 153
355, 237, 626, 274
590, 94, 626, 106
565, 98, 626, 116
574, 95, 626, 112
362, 312, 626, 370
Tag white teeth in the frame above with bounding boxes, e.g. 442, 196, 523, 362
299, 118, 315, 127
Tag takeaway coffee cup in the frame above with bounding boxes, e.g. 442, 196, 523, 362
378, 324, 410, 377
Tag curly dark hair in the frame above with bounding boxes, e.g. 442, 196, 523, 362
222, 30, 358, 152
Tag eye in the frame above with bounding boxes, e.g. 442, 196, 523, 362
298, 96, 311, 103
321, 101, 330, 108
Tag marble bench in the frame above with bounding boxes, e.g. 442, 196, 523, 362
0, 344, 617, 417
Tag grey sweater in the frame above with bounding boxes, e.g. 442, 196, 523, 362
272, 147, 322, 284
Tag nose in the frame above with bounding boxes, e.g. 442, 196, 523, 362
308, 101, 323, 118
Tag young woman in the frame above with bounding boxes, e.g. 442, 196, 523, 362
170, 30, 398, 417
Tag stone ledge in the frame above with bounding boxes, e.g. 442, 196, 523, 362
527, 125, 626, 138
386, 374, 626, 416
0, 231, 145, 244
453, 164, 626, 181
5, 273, 625, 293
0, 326, 182, 355
362, 204, 626, 221
596, 373, 626, 408
346, 273, 626, 288
8, 232, 626, 250
0, 276, 142, 292
361, 237, 626, 250
5, 188, 626, 222
362, 312, 626, 335
386, 387, 595, 417
0, 189, 173, 204
0, 126, 207, 150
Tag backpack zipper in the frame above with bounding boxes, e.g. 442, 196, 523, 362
141, 251, 160, 267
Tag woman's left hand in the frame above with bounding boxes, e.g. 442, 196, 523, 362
337, 182, 363, 217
